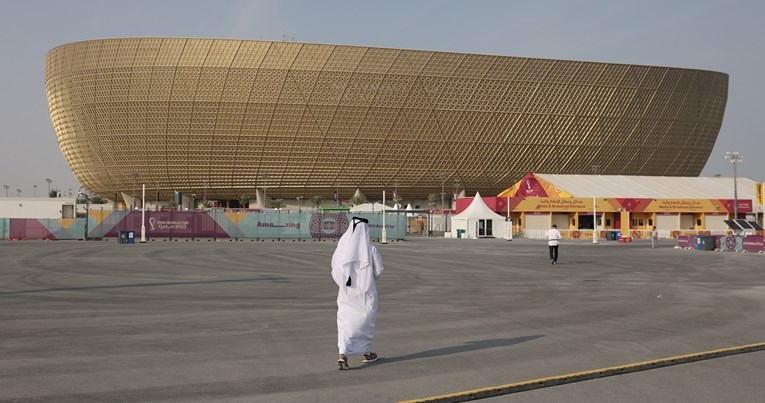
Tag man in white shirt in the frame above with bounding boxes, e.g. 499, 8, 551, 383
546, 224, 561, 264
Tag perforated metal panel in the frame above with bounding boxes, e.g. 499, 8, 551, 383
45, 38, 728, 202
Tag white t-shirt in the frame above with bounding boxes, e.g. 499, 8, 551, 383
546, 228, 561, 246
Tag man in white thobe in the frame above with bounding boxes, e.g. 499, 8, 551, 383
331, 217, 384, 370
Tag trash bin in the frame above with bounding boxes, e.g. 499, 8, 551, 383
702, 236, 716, 251
457, 229, 465, 239
127, 230, 135, 244
118, 231, 129, 244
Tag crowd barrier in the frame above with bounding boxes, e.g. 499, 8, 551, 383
2, 211, 406, 241
676, 234, 765, 252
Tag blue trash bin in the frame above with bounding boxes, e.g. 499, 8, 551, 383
127, 230, 135, 244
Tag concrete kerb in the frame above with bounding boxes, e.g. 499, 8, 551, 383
399, 342, 765, 403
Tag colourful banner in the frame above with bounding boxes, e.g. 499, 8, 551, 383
742, 236, 765, 252
3, 211, 407, 240
490, 197, 753, 213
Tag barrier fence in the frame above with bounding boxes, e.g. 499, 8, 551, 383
2, 211, 406, 241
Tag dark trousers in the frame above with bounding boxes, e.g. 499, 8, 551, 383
548, 245, 559, 262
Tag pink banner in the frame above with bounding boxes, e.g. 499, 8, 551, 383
742, 236, 765, 252
676, 235, 691, 248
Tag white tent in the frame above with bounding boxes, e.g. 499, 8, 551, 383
450, 192, 507, 239
405, 203, 415, 217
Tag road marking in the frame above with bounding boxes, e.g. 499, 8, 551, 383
398, 341, 765, 403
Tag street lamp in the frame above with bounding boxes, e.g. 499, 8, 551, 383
33, 185, 37, 197
259, 172, 270, 209
3, 185, 8, 197
141, 184, 146, 243
439, 173, 447, 210
131, 172, 139, 210
592, 165, 599, 244
725, 152, 743, 219
16, 188, 21, 197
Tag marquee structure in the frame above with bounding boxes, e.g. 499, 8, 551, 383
45, 38, 728, 203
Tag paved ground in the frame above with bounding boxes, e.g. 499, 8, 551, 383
1, 237, 763, 402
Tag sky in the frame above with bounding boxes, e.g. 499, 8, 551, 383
1, 0, 763, 197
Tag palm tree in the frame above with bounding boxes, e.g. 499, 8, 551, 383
239, 194, 250, 208
311, 195, 323, 209
271, 199, 285, 210
90, 195, 107, 204
427, 193, 439, 209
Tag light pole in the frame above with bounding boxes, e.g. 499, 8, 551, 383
259, 172, 269, 209
141, 184, 146, 243
381, 190, 388, 244
3, 185, 8, 197
439, 173, 447, 210
592, 165, 599, 244
33, 185, 37, 197
131, 172, 138, 210
297, 196, 303, 213
45, 178, 52, 196
16, 188, 21, 197
203, 181, 207, 208
725, 152, 743, 219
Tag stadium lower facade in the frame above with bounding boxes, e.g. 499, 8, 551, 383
45, 38, 728, 204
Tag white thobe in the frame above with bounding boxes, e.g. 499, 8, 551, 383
331, 220, 384, 356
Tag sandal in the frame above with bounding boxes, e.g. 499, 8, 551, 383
337, 354, 349, 370
362, 352, 378, 363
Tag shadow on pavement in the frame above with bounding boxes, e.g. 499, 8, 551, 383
372, 335, 544, 365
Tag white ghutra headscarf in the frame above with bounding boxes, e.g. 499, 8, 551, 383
332, 217, 377, 295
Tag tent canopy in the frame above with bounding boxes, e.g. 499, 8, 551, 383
453, 192, 505, 220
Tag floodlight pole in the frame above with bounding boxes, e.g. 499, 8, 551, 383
140, 184, 146, 243
592, 165, 599, 244
592, 194, 597, 242
725, 152, 743, 219
505, 195, 513, 241
381, 190, 388, 244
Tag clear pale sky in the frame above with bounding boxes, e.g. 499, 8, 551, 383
1, 0, 763, 197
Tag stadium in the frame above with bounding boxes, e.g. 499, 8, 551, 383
45, 38, 728, 206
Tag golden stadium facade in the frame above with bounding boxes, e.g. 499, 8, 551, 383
45, 38, 728, 203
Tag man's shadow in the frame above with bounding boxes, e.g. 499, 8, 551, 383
370, 335, 544, 365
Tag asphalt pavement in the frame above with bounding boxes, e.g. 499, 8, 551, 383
1, 237, 763, 402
